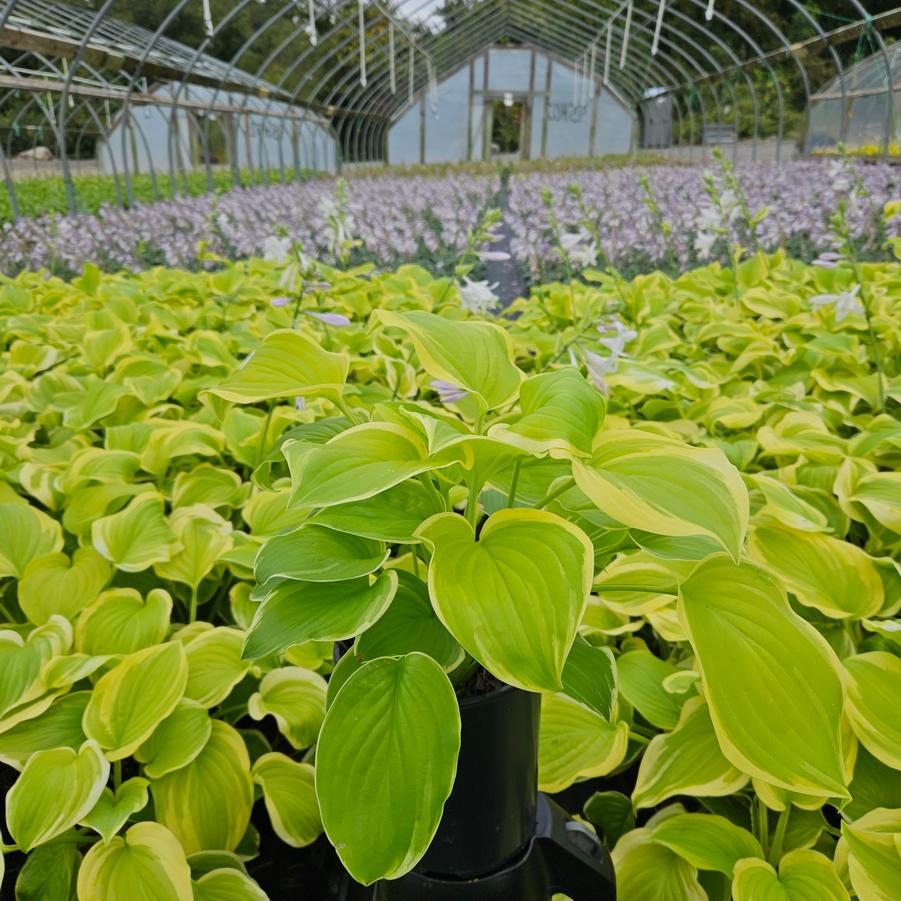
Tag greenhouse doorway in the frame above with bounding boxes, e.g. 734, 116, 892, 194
490, 95, 528, 161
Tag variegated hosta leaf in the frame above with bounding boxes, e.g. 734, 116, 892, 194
650, 813, 762, 878
416, 509, 593, 692
748, 522, 884, 619
488, 367, 605, 457
0, 691, 89, 769
732, 850, 848, 900
153, 504, 233, 591
245, 571, 397, 658
633, 698, 749, 810
843, 652, 901, 770
135, 698, 212, 780
355, 571, 464, 671
0, 502, 63, 578
77, 822, 193, 901
202, 329, 348, 405
538, 694, 628, 792
75, 588, 172, 655
838, 807, 901, 901
376, 309, 523, 411
612, 828, 706, 901
91, 493, 181, 573
183, 628, 251, 709
679, 556, 847, 798
18, 547, 111, 625
192, 869, 269, 901
573, 430, 749, 561
254, 524, 388, 592
150, 721, 253, 856
283, 422, 452, 510
251, 753, 322, 848
83, 642, 188, 760
6, 740, 110, 851
247, 667, 327, 750
80, 777, 150, 844
316, 654, 460, 885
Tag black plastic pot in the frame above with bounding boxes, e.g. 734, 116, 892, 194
416, 683, 539, 878
335, 678, 616, 900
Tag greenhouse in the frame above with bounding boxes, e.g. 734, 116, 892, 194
0, 2, 900, 900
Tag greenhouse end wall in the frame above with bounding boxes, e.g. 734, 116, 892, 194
388, 46, 635, 165
98, 85, 338, 177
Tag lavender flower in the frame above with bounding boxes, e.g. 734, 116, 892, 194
304, 311, 351, 327
430, 380, 470, 404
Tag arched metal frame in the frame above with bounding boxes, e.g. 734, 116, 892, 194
0, 0, 897, 218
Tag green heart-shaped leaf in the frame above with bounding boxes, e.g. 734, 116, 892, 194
573, 430, 748, 561
251, 753, 322, 848
417, 509, 593, 692
244, 573, 398, 658
7, 740, 109, 851
316, 654, 461, 885
355, 571, 464, 671
135, 699, 211, 779
77, 822, 193, 901
75, 588, 172, 655
202, 329, 348, 405
377, 310, 522, 411
81, 777, 150, 844
679, 556, 847, 799
18, 547, 111, 625
488, 367, 605, 457
83, 642, 188, 760
91, 493, 181, 573
732, 850, 848, 900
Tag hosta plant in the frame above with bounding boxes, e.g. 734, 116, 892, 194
218, 307, 751, 884
0, 245, 898, 898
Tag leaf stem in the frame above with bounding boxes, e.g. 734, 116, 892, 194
768, 805, 791, 867
754, 796, 770, 858
188, 586, 199, 624
506, 459, 522, 508
254, 405, 275, 469
466, 478, 482, 529
536, 477, 576, 509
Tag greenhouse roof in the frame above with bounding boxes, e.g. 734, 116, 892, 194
1, 2, 899, 118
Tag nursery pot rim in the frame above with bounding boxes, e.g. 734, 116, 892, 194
455, 678, 524, 710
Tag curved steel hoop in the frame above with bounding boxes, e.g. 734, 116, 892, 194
0, 0, 895, 215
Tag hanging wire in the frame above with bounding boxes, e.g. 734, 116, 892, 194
408, 42, 414, 106
389, 21, 396, 95
604, 22, 612, 86
202, 0, 214, 38
306, 0, 317, 46
589, 42, 597, 99
652, 0, 665, 56
620, 1, 632, 70
358, 0, 367, 88
427, 58, 438, 114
